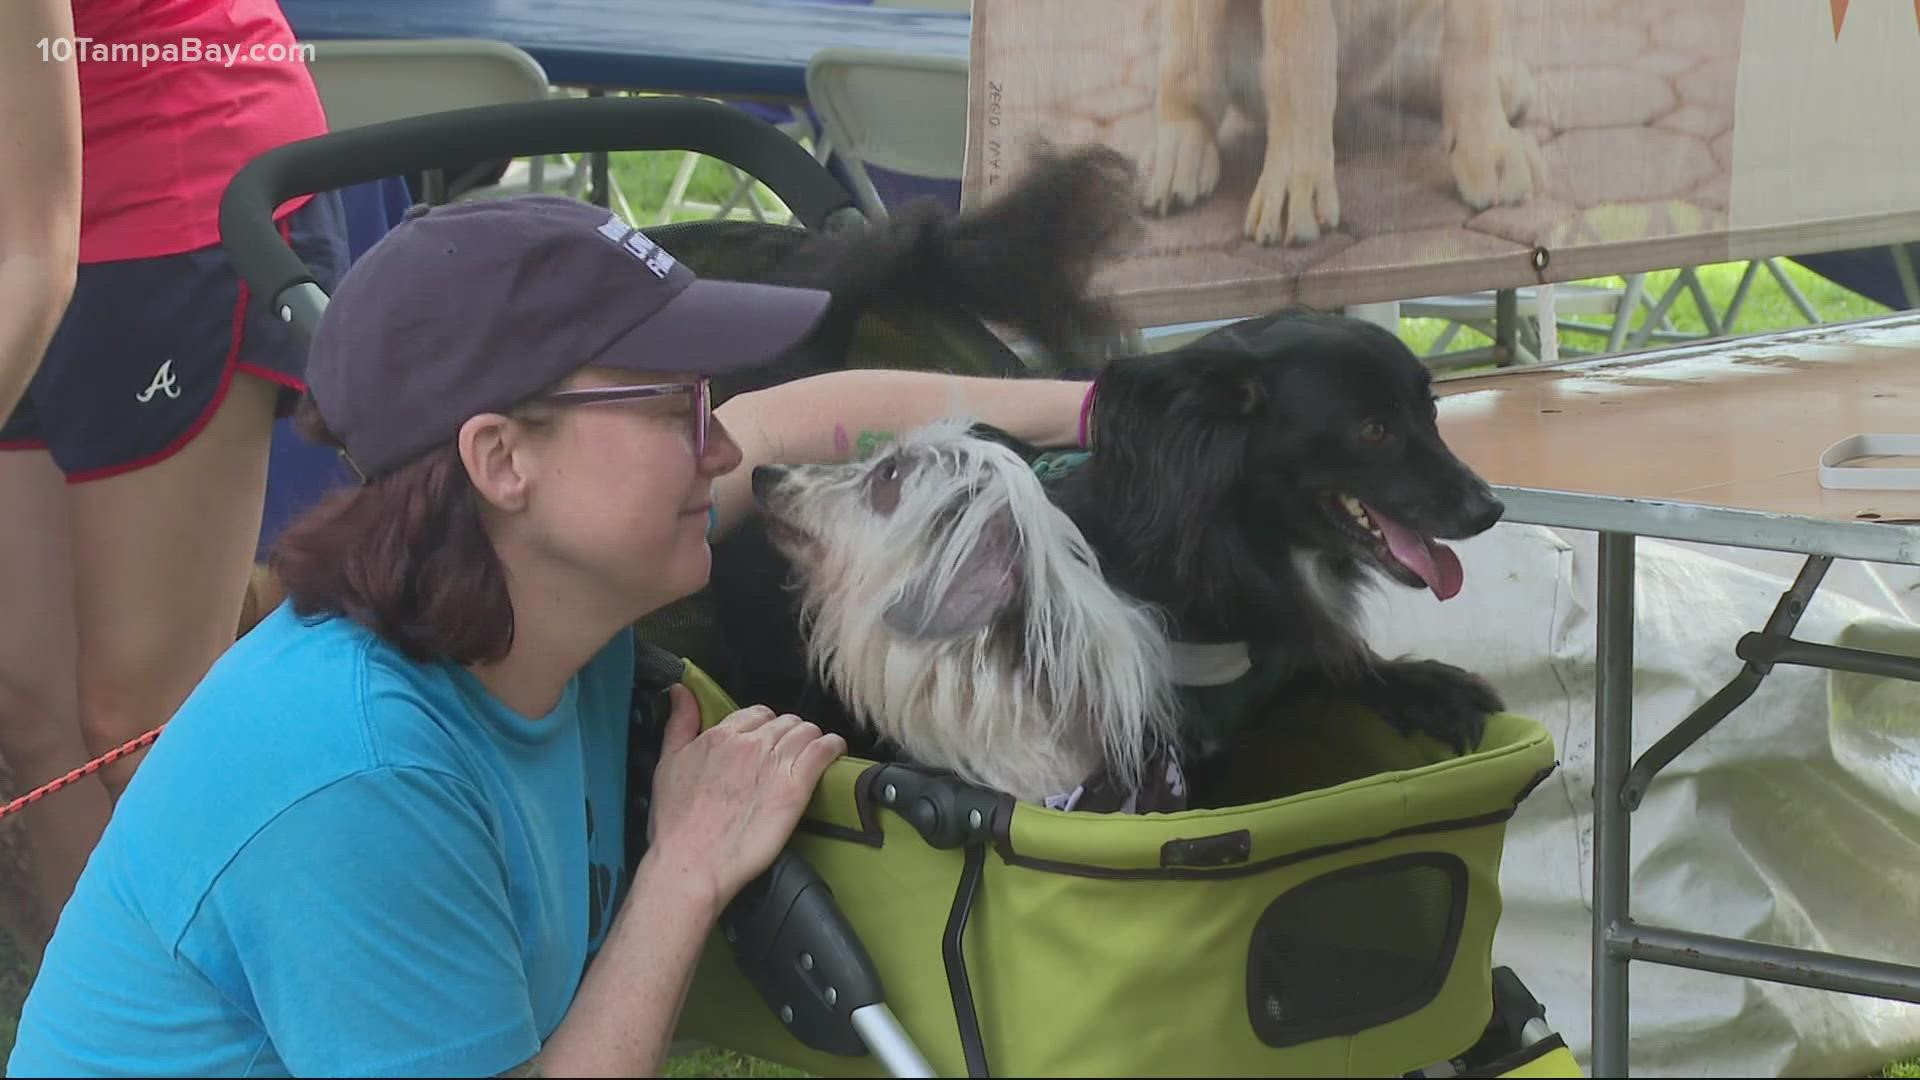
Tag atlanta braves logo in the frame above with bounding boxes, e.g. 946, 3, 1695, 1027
136, 359, 182, 404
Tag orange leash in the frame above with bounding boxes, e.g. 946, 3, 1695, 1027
0, 724, 165, 823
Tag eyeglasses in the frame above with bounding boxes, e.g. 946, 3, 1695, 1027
541, 377, 711, 457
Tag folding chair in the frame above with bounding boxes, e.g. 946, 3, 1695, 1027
302, 37, 622, 212
805, 47, 970, 222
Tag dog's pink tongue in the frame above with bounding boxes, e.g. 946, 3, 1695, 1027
1366, 504, 1464, 601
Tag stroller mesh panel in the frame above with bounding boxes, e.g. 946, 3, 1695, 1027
1246, 852, 1468, 1048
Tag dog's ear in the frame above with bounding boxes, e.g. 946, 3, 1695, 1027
1196, 358, 1269, 420
883, 506, 1022, 639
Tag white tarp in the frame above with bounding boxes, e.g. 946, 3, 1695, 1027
1363, 521, 1920, 1076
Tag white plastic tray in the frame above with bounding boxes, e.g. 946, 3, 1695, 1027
1819, 434, 1920, 490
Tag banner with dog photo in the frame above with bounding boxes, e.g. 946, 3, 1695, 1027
961, 0, 1920, 329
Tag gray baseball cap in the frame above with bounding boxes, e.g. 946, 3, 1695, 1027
305, 195, 831, 481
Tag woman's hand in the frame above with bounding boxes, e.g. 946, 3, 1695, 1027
643, 684, 846, 917
545, 688, 844, 1078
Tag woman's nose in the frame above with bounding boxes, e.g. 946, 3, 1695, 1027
702, 416, 745, 475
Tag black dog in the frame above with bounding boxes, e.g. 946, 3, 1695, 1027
1026, 308, 1507, 762
661, 139, 1142, 401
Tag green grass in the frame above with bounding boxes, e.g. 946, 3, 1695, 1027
603, 148, 800, 228
665, 1046, 811, 1078
1400, 261, 1893, 362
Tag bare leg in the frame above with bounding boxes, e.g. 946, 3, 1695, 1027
69, 374, 277, 798
0, 447, 108, 956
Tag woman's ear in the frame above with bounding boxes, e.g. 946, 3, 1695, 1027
458, 412, 533, 512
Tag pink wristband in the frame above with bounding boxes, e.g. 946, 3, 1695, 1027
1077, 383, 1097, 450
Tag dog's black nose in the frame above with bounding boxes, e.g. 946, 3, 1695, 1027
1468, 489, 1505, 534
750, 465, 787, 503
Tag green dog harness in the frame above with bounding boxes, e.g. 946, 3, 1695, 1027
1029, 448, 1092, 483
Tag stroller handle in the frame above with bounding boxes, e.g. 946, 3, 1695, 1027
218, 95, 861, 334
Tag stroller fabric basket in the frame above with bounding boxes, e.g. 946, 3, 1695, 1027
664, 660, 1561, 1078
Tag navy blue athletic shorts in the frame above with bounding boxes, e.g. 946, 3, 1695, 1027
0, 190, 350, 483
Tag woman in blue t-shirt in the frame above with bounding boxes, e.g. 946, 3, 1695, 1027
8, 195, 1099, 1077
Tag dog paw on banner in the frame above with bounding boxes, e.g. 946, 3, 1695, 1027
1357, 521, 1920, 1077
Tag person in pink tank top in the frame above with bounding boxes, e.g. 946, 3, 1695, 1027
0, 0, 350, 958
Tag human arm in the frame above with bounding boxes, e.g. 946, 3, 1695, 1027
0, 1, 83, 419
533, 686, 844, 1076
710, 369, 1093, 537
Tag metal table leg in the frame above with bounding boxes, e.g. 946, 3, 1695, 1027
1620, 555, 1832, 810
1592, 531, 1635, 1078
1588, 547, 1920, 1077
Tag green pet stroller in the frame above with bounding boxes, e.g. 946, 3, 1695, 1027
219, 94, 1584, 1079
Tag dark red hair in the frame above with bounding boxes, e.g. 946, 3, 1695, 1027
269, 393, 520, 664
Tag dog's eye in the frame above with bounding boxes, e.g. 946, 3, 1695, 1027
1358, 419, 1388, 445
868, 457, 904, 514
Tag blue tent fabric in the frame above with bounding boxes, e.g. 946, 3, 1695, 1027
831, 158, 962, 213
1792, 244, 1919, 314
256, 175, 413, 560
